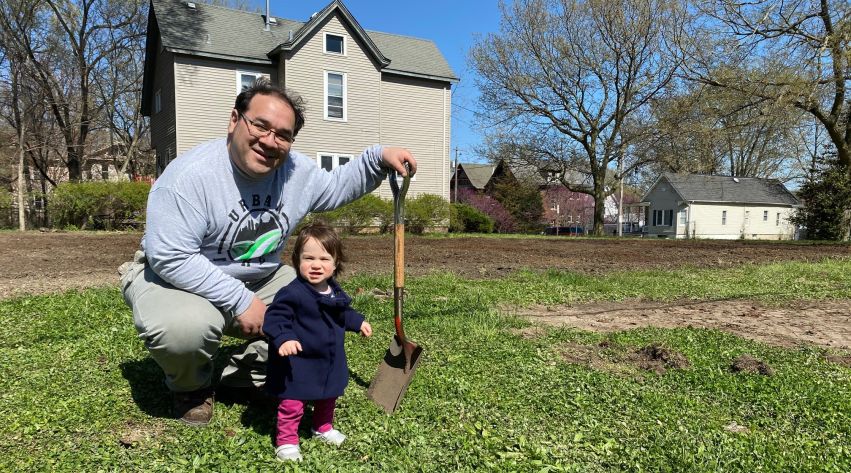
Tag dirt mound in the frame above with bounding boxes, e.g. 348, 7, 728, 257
730, 354, 774, 376
554, 340, 690, 376
631, 343, 691, 374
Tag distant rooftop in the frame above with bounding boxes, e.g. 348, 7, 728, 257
660, 173, 799, 205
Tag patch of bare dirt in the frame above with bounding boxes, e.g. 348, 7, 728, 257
116, 420, 165, 448
511, 299, 851, 350
1, 231, 851, 352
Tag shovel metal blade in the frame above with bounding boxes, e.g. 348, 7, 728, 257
366, 335, 423, 414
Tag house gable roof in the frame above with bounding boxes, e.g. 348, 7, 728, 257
653, 173, 799, 206
146, 0, 458, 78
457, 163, 495, 190
269, 0, 389, 68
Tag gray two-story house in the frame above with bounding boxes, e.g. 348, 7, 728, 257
141, 0, 457, 200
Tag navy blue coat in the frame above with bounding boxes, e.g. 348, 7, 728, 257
263, 276, 365, 400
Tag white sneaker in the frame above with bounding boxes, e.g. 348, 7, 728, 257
312, 428, 346, 446
275, 444, 302, 462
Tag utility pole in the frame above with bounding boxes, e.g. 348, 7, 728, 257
453, 146, 461, 203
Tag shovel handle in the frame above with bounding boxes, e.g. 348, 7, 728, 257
389, 165, 410, 341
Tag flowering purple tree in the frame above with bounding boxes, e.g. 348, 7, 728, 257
458, 189, 517, 233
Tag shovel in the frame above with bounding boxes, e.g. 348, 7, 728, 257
366, 165, 424, 414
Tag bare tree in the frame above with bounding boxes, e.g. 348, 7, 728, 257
0, 0, 146, 181
91, 1, 151, 179
470, 0, 686, 235
644, 82, 810, 182
689, 0, 851, 173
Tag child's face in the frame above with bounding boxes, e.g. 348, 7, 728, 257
298, 237, 336, 287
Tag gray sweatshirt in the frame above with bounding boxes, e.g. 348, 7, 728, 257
142, 138, 387, 315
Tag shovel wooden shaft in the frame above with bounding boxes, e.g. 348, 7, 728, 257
394, 221, 406, 341
366, 165, 422, 414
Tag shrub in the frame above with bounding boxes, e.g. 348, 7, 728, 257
312, 194, 393, 235
48, 181, 151, 230
0, 188, 13, 229
450, 203, 494, 233
405, 193, 449, 234
316, 194, 392, 235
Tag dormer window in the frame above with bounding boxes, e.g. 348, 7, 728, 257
325, 33, 345, 55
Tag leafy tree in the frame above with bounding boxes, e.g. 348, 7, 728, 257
791, 158, 851, 240
457, 188, 517, 233
489, 176, 543, 233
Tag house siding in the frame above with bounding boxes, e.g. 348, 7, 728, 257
379, 74, 449, 200
150, 42, 177, 173
642, 179, 682, 237
283, 14, 382, 187
686, 203, 796, 240
173, 55, 275, 156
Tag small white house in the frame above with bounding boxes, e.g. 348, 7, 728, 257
641, 173, 800, 240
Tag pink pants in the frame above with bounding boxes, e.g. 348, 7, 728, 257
275, 398, 336, 446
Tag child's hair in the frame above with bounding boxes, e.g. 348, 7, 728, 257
291, 222, 346, 276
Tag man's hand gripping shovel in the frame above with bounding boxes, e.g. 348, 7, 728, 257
366, 165, 423, 414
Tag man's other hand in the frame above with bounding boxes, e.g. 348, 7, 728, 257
236, 296, 266, 337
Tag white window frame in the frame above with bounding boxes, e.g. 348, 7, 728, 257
763, 210, 768, 221
776, 212, 781, 226
236, 71, 263, 95
154, 89, 162, 114
722, 210, 727, 225
324, 71, 347, 121
679, 208, 687, 225
317, 152, 353, 172
324, 33, 346, 55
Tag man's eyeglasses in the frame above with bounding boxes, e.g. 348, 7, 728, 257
240, 113, 294, 146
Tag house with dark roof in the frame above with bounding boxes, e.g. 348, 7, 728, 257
141, 0, 457, 200
449, 163, 496, 201
641, 173, 800, 239
451, 159, 608, 230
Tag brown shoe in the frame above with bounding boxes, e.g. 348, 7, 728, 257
173, 388, 214, 426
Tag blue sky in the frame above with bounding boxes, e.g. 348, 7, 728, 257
258, 0, 502, 163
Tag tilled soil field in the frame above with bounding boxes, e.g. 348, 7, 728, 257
2, 231, 850, 349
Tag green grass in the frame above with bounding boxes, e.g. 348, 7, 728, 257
1, 260, 849, 471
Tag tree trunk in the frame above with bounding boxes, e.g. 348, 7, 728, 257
17, 121, 27, 232
67, 148, 82, 181
591, 179, 606, 236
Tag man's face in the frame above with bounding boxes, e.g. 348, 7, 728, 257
227, 93, 296, 179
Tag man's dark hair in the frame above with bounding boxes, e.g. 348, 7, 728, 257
234, 78, 306, 137
291, 222, 346, 277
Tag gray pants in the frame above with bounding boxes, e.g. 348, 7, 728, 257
120, 251, 295, 393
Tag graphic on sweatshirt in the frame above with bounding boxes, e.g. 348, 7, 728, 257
225, 205, 288, 263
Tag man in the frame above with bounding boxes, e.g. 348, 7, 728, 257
121, 79, 416, 425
